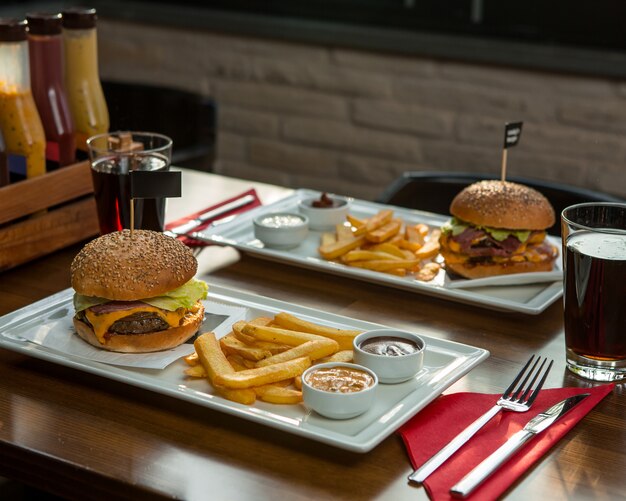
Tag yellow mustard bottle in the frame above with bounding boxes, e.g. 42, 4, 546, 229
0, 18, 46, 181
61, 7, 109, 151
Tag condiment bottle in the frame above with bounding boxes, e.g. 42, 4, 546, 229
0, 18, 46, 181
61, 7, 109, 151
0, 128, 8, 186
27, 12, 76, 168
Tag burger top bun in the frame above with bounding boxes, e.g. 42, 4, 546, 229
450, 180, 555, 230
71, 229, 197, 301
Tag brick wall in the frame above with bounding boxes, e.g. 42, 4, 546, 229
98, 20, 626, 200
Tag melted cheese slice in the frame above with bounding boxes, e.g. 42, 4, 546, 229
85, 305, 185, 344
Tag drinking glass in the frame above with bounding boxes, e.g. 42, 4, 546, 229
561, 202, 626, 381
87, 131, 172, 234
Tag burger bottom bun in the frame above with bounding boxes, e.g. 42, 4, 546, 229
73, 304, 205, 353
444, 257, 555, 280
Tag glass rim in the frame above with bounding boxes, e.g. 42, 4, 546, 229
86, 131, 173, 155
561, 201, 626, 234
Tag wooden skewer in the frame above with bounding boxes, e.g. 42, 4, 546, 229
501, 148, 508, 181
130, 198, 135, 237
108, 133, 144, 237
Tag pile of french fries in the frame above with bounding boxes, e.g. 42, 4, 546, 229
318, 209, 442, 281
183, 312, 360, 405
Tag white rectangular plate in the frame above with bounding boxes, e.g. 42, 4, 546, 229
0, 285, 488, 453
198, 189, 563, 315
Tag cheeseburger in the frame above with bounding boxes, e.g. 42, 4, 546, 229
439, 180, 558, 279
71, 230, 208, 353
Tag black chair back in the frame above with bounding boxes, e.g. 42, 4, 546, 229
102, 81, 216, 171
377, 171, 625, 235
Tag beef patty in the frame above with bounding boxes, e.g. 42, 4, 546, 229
109, 312, 170, 334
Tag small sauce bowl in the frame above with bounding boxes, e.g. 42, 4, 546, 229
302, 362, 378, 419
298, 194, 350, 230
353, 329, 426, 384
253, 212, 309, 249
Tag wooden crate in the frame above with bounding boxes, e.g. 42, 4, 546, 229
0, 161, 99, 271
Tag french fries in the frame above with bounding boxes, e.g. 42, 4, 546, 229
214, 357, 311, 389
194, 333, 257, 405
365, 219, 402, 243
414, 230, 442, 259
318, 349, 354, 364
184, 352, 199, 366
317, 208, 442, 282
354, 209, 393, 235
318, 234, 366, 260
367, 242, 406, 258
183, 312, 363, 406
346, 214, 365, 229
254, 385, 303, 404
273, 312, 361, 351
241, 323, 324, 346
256, 339, 338, 367
341, 250, 403, 263
184, 364, 207, 378
415, 262, 441, 281
320, 232, 336, 247
335, 223, 354, 241
220, 334, 272, 361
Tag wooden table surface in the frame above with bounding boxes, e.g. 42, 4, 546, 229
0, 171, 623, 500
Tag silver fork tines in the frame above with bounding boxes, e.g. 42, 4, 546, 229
408, 355, 553, 485
498, 356, 553, 412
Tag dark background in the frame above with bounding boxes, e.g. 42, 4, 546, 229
3, 1, 626, 78
135, 0, 626, 51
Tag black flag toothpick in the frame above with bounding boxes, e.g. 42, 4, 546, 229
501, 121, 523, 181
129, 169, 182, 235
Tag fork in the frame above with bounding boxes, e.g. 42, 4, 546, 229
408, 355, 553, 484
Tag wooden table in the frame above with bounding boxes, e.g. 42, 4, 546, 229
0, 170, 623, 500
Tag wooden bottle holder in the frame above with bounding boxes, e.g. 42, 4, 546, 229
0, 161, 99, 272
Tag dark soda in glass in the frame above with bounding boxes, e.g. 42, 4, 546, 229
91, 153, 168, 234
564, 231, 626, 361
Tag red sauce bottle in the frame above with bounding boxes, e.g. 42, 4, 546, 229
27, 12, 76, 168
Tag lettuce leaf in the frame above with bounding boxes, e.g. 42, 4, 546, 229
144, 278, 208, 310
441, 217, 469, 236
441, 217, 530, 243
488, 228, 530, 243
73, 294, 109, 312
73, 278, 209, 312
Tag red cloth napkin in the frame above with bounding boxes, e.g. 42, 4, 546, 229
400, 383, 614, 501
165, 189, 261, 247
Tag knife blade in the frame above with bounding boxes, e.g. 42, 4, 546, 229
449, 393, 590, 498
165, 193, 256, 236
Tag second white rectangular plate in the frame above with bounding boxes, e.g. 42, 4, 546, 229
0, 285, 488, 453
198, 190, 563, 314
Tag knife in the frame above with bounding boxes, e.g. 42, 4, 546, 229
165, 193, 256, 237
449, 393, 590, 498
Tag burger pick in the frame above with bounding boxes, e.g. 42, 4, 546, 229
439, 180, 559, 279
71, 230, 208, 353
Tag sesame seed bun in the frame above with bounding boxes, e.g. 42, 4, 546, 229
450, 180, 555, 230
72, 304, 204, 353
71, 230, 197, 301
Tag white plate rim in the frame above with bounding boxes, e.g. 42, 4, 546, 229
0, 285, 489, 453
198, 189, 563, 315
